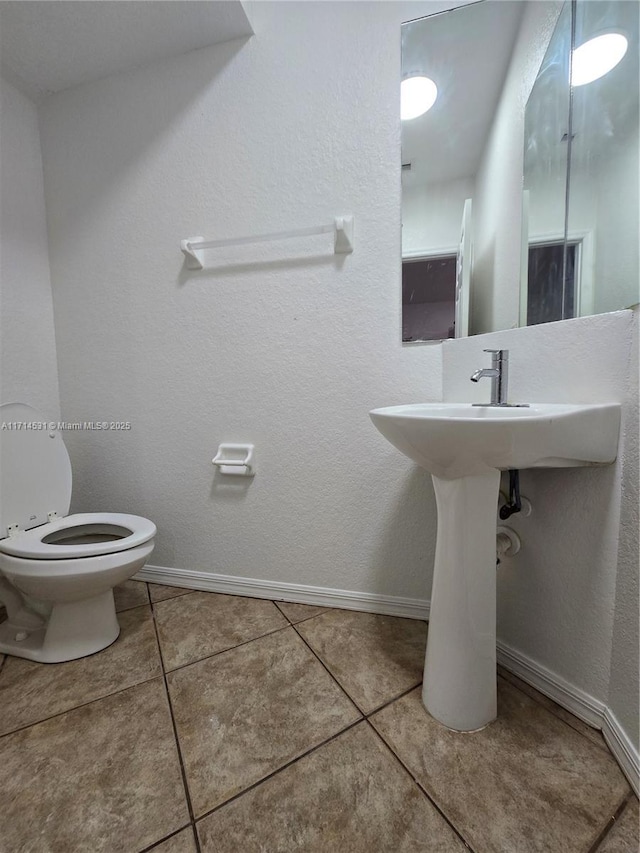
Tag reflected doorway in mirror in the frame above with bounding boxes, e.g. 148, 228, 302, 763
402, 254, 456, 343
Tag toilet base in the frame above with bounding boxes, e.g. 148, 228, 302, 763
0, 590, 120, 663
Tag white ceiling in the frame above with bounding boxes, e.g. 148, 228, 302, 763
401, 0, 524, 188
0, 1, 253, 102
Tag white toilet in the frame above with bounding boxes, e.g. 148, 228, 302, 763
0, 402, 156, 663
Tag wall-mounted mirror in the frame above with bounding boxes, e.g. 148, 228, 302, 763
523, 0, 639, 325
401, 1, 525, 342
401, 0, 639, 342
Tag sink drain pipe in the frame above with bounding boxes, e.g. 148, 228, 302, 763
499, 469, 522, 519
497, 526, 521, 564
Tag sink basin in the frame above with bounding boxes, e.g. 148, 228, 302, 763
370, 403, 621, 480
370, 401, 621, 733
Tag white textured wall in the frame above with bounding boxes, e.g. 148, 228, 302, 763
591, 121, 640, 315
442, 310, 637, 723
0, 78, 59, 419
402, 177, 474, 256
37, 1, 474, 601
607, 309, 639, 751
472, 0, 562, 334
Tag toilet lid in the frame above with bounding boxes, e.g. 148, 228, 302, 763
0, 402, 72, 537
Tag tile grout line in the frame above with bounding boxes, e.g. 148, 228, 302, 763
137, 823, 194, 853
194, 716, 365, 825
0, 586, 161, 740
147, 588, 203, 853
148, 589, 194, 604
0, 669, 163, 740
290, 618, 425, 719
365, 681, 423, 717
290, 620, 370, 716
162, 621, 292, 677
365, 717, 479, 853
585, 790, 636, 853
497, 669, 610, 754
272, 600, 329, 626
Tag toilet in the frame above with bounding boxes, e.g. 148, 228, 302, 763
0, 402, 156, 663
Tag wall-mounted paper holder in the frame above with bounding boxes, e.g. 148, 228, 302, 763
212, 443, 255, 476
181, 216, 354, 270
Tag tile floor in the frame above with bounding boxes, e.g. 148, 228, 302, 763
0, 581, 637, 852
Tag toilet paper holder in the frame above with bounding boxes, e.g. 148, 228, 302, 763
212, 443, 256, 476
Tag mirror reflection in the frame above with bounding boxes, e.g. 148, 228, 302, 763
401, 1, 524, 341
567, 0, 638, 318
522, 2, 573, 326
402, 0, 639, 342
523, 0, 639, 325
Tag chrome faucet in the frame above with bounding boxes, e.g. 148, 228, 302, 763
470, 349, 509, 406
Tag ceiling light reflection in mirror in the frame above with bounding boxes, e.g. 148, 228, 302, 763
571, 32, 628, 86
401, 75, 438, 120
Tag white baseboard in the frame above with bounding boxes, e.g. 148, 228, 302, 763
135, 564, 430, 621
602, 708, 640, 796
135, 563, 638, 792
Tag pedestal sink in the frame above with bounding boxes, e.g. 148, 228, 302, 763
369, 403, 621, 732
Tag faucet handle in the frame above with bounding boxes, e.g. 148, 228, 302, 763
483, 348, 508, 359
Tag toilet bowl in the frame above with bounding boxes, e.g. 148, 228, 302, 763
0, 402, 156, 663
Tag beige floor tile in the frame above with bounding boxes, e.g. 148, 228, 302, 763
0, 679, 189, 853
498, 666, 609, 751
370, 681, 631, 853
274, 600, 328, 623
598, 797, 639, 852
168, 627, 361, 816
148, 826, 198, 852
0, 605, 162, 735
197, 722, 466, 853
113, 578, 149, 611
149, 582, 195, 603
296, 609, 427, 713
156, 591, 288, 670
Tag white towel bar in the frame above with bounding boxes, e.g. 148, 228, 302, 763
181, 216, 354, 270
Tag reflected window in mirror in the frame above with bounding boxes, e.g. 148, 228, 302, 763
527, 241, 577, 325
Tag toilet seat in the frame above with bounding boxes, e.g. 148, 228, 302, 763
0, 512, 156, 560
0, 402, 157, 663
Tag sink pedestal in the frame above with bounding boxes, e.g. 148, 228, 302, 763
422, 469, 501, 731
370, 401, 621, 732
